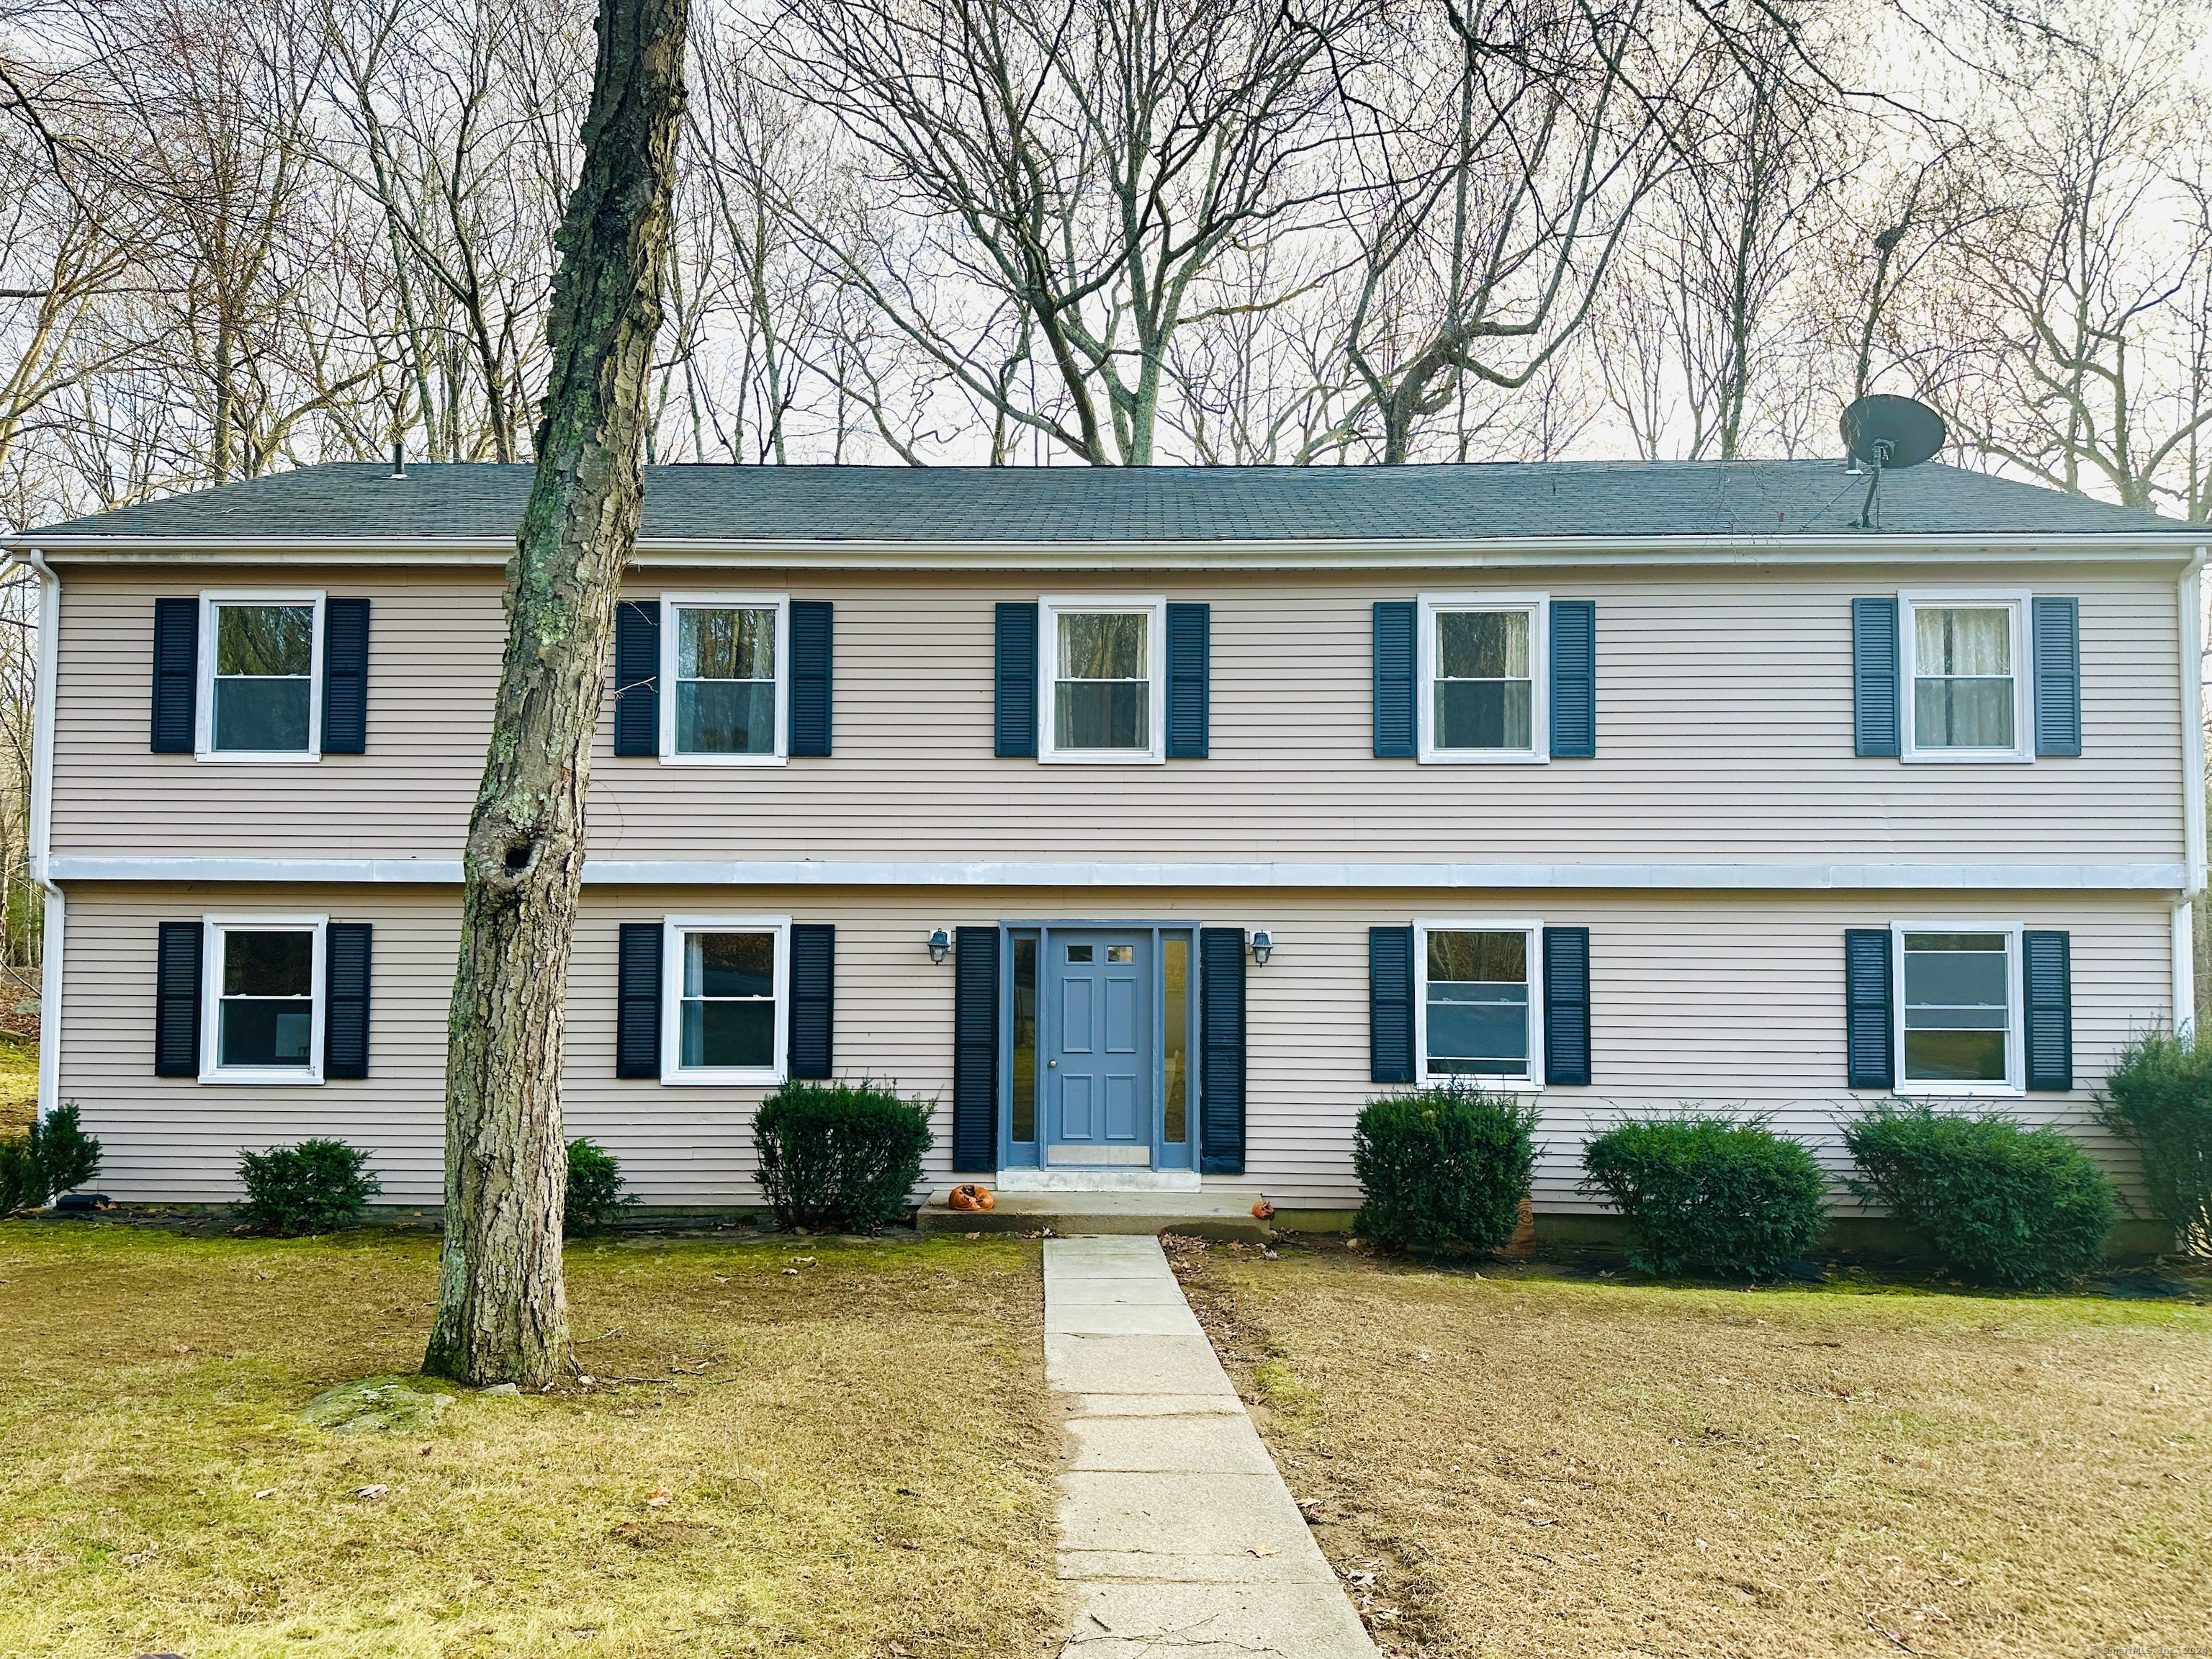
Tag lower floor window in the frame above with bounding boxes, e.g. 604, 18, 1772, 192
1421, 925, 1535, 1084
1899, 928, 2014, 1085
666, 919, 786, 1081
206, 918, 323, 1079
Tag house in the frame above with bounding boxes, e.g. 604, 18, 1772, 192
4, 459, 2203, 1234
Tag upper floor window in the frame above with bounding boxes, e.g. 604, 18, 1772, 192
203, 915, 324, 1082
661, 595, 786, 764
662, 916, 786, 1083
201, 593, 321, 760
1416, 920, 1541, 1088
1895, 924, 2020, 1091
1901, 593, 2031, 763
1040, 598, 1164, 763
1419, 595, 1547, 763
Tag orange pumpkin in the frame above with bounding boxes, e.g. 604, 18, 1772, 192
1251, 1199, 1276, 1220
949, 1183, 996, 1213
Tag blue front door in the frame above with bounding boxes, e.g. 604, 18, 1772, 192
1046, 931, 1151, 1164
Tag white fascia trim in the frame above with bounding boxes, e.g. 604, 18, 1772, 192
45, 855, 2191, 891
12, 531, 2208, 572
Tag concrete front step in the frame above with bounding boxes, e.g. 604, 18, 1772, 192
917, 1188, 1274, 1242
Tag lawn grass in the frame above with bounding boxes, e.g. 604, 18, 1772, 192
0, 1223, 1061, 1658
0, 1030, 37, 1136
1176, 1236, 2212, 1659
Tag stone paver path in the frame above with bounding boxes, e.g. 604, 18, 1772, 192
1045, 1235, 1378, 1658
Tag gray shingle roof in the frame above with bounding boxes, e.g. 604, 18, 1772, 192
18, 458, 2197, 542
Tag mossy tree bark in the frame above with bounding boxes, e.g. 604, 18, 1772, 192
424, 0, 687, 1388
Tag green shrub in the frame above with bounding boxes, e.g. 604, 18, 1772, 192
1581, 1114, 1827, 1279
2095, 1026, 2212, 1254
753, 1081, 932, 1233
0, 1101, 104, 1213
235, 1138, 382, 1236
1352, 1086, 1540, 1254
566, 1136, 639, 1235
1843, 1102, 2118, 1287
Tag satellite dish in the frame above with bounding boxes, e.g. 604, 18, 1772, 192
1840, 394, 1946, 470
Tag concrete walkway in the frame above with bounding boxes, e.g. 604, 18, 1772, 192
1044, 1235, 1378, 1657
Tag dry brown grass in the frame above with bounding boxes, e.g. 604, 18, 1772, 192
1178, 1238, 2212, 1659
0, 1223, 1062, 1658
0, 1031, 37, 1136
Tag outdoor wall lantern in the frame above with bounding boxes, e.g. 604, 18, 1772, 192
927, 928, 952, 966
1250, 930, 1274, 966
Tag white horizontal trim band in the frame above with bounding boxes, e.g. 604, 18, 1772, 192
9, 531, 2204, 571
46, 855, 2190, 891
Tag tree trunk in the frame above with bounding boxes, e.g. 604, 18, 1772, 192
424, 0, 687, 1388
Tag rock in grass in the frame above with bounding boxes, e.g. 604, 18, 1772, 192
300, 1375, 455, 1435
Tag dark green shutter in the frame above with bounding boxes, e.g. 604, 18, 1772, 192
616, 922, 662, 1079
1199, 927, 1246, 1174
1166, 602, 1210, 758
951, 925, 999, 1171
994, 603, 1038, 757
320, 598, 369, 753
1373, 602, 1416, 757
151, 597, 197, 753
1844, 928, 1894, 1089
2023, 930, 2072, 1090
1542, 927, 1591, 1084
324, 923, 372, 1079
789, 601, 833, 756
788, 922, 834, 1079
155, 920, 202, 1076
1370, 925, 1415, 1083
1549, 601, 1596, 758
613, 601, 660, 757
1852, 598, 1899, 757
2033, 598, 2081, 757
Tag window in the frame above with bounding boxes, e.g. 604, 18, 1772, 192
202, 916, 324, 1082
661, 917, 787, 1082
1162, 935, 1190, 1146
660, 595, 787, 763
1010, 935, 1038, 1143
199, 593, 321, 760
1416, 921, 1541, 1087
1040, 598, 1165, 763
1899, 593, 2031, 763
1895, 925, 2021, 1091
1419, 595, 1547, 763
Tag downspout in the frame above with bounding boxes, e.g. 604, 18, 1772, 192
2176, 545, 2206, 1035
1, 548, 63, 1124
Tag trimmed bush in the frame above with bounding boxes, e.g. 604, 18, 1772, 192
753, 1081, 932, 1233
566, 1136, 639, 1235
1581, 1114, 1827, 1279
0, 1101, 104, 1213
2096, 1027, 2212, 1254
236, 1139, 382, 1236
1352, 1086, 1539, 1254
1843, 1102, 2118, 1287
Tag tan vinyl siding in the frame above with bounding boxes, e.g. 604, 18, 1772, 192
57, 883, 2173, 1211
49, 562, 2186, 866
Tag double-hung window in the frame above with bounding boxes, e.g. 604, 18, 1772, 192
199, 593, 321, 760
661, 917, 787, 1083
202, 915, 325, 1082
1894, 923, 2021, 1092
1416, 920, 1541, 1087
1040, 598, 1165, 763
1900, 593, 2031, 763
1419, 595, 1547, 763
660, 595, 787, 763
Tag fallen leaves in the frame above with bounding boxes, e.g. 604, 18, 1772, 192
645, 1487, 673, 1508
354, 1484, 388, 1501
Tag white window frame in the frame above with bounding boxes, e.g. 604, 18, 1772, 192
660, 914, 789, 1085
1038, 595, 1167, 765
658, 593, 789, 765
1418, 593, 1549, 765
200, 914, 326, 1084
1891, 920, 2025, 1097
1413, 917, 1545, 1091
197, 590, 324, 763
1897, 589, 2034, 765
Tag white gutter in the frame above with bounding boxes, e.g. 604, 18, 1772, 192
0, 548, 60, 1128
1, 530, 2204, 572
2177, 545, 2207, 1033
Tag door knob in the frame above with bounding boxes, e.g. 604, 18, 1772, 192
1048, 1059, 1058, 1068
